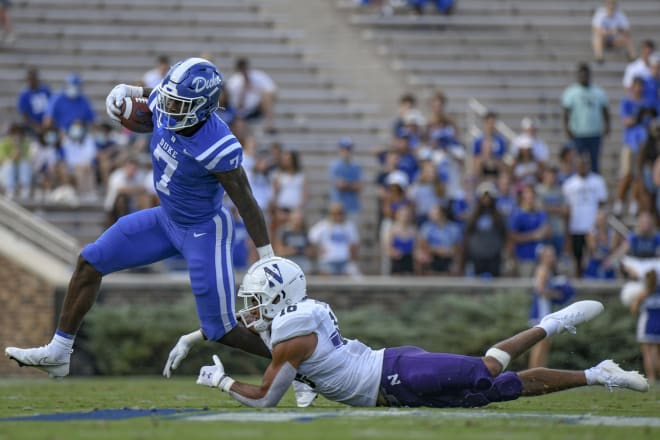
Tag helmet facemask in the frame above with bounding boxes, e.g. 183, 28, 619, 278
156, 86, 207, 131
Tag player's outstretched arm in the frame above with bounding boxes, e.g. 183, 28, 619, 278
197, 334, 316, 408
215, 167, 271, 251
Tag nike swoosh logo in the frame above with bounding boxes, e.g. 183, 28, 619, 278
193, 232, 207, 238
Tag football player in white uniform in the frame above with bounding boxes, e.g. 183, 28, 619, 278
193, 257, 649, 408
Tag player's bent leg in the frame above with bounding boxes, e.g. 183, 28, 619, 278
5, 208, 178, 377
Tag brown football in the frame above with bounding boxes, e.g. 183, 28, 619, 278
119, 96, 154, 133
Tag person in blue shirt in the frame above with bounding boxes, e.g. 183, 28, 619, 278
471, 111, 508, 181
5, 57, 275, 379
620, 211, 660, 259
328, 137, 362, 221
16, 67, 51, 136
614, 76, 651, 217
44, 73, 96, 132
509, 185, 550, 277
417, 205, 462, 274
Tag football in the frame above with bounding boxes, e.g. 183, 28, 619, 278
119, 96, 154, 133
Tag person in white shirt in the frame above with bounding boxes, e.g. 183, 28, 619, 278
189, 257, 648, 408
623, 40, 656, 90
562, 156, 608, 277
104, 156, 148, 224
308, 202, 360, 276
141, 55, 170, 88
591, 0, 635, 63
226, 57, 277, 132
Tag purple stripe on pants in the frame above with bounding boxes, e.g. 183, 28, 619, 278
379, 346, 522, 408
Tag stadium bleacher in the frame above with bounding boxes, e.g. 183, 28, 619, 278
1, 0, 660, 274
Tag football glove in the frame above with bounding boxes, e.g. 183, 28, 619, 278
196, 355, 235, 392
162, 329, 204, 378
105, 84, 143, 122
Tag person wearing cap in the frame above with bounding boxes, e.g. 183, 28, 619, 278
561, 63, 609, 174
510, 117, 549, 167
44, 72, 96, 132
328, 137, 362, 223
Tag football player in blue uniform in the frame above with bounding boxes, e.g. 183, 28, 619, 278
5, 57, 274, 377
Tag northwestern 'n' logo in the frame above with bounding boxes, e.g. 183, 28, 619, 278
263, 264, 283, 288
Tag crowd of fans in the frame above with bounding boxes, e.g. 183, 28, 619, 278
2, 0, 660, 282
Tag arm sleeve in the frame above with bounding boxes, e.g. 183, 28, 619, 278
226, 362, 297, 408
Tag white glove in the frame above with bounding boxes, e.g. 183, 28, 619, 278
162, 329, 204, 378
105, 84, 144, 122
196, 355, 235, 392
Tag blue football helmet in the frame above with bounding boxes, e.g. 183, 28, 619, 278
155, 57, 223, 131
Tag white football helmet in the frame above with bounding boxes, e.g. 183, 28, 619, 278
238, 257, 307, 332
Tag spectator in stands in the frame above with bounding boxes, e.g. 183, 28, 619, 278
528, 246, 563, 368
328, 137, 362, 222
638, 120, 660, 218
0, 123, 32, 200
623, 40, 656, 91
591, 0, 636, 63
509, 185, 549, 277
614, 76, 652, 218
391, 134, 419, 183
536, 166, 568, 259
309, 202, 360, 276
642, 52, 660, 110
495, 171, 516, 219
385, 205, 417, 275
31, 127, 61, 202
94, 122, 124, 188
226, 57, 277, 133
583, 210, 619, 280
16, 67, 51, 137
510, 117, 549, 168
428, 91, 461, 148
408, 158, 445, 225
393, 93, 417, 137
561, 63, 610, 174
0, 0, 14, 44
618, 211, 660, 261
562, 156, 608, 277
230, 205, 251, 272
375, 150, 401, 227
142, 54, 170, 88
379, 169, 412, 274
511, 137, 539, 187
417, 205, 462, 275
271, 149, 306, 233
399, 109, 426, 150
471, 111, 507, 183
463, 181, 507, 277
557, 144, 576, 185
246, 147, 274, 218
274, 208, 314, 274
60, 119, 97, 202
44, 73, 96, 132
407, 0, 455, 15
103, 156, 147, 226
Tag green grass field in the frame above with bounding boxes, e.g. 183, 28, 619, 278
0, 377, 658, 440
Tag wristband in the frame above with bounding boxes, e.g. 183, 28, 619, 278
257, 244, 274, 260
218, 375, 235, 392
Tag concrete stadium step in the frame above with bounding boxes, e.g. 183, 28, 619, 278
15, 0, 260, 12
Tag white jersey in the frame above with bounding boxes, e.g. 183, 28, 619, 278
269, 299, 384, 407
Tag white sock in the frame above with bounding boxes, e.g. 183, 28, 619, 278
50, 333, 74, 355
534, 319, 559, 338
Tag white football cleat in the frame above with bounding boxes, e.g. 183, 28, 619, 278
5, 345, 71, 378
293, 381, 318, 408
539, 300, 604, 336
588, 360, 649, 392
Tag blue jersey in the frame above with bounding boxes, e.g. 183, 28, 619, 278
148, 93, 242, 225
509, 208, 547, 261
46, 92, 96, 130
628, 232, 660, 258
17, 85, 51, 124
